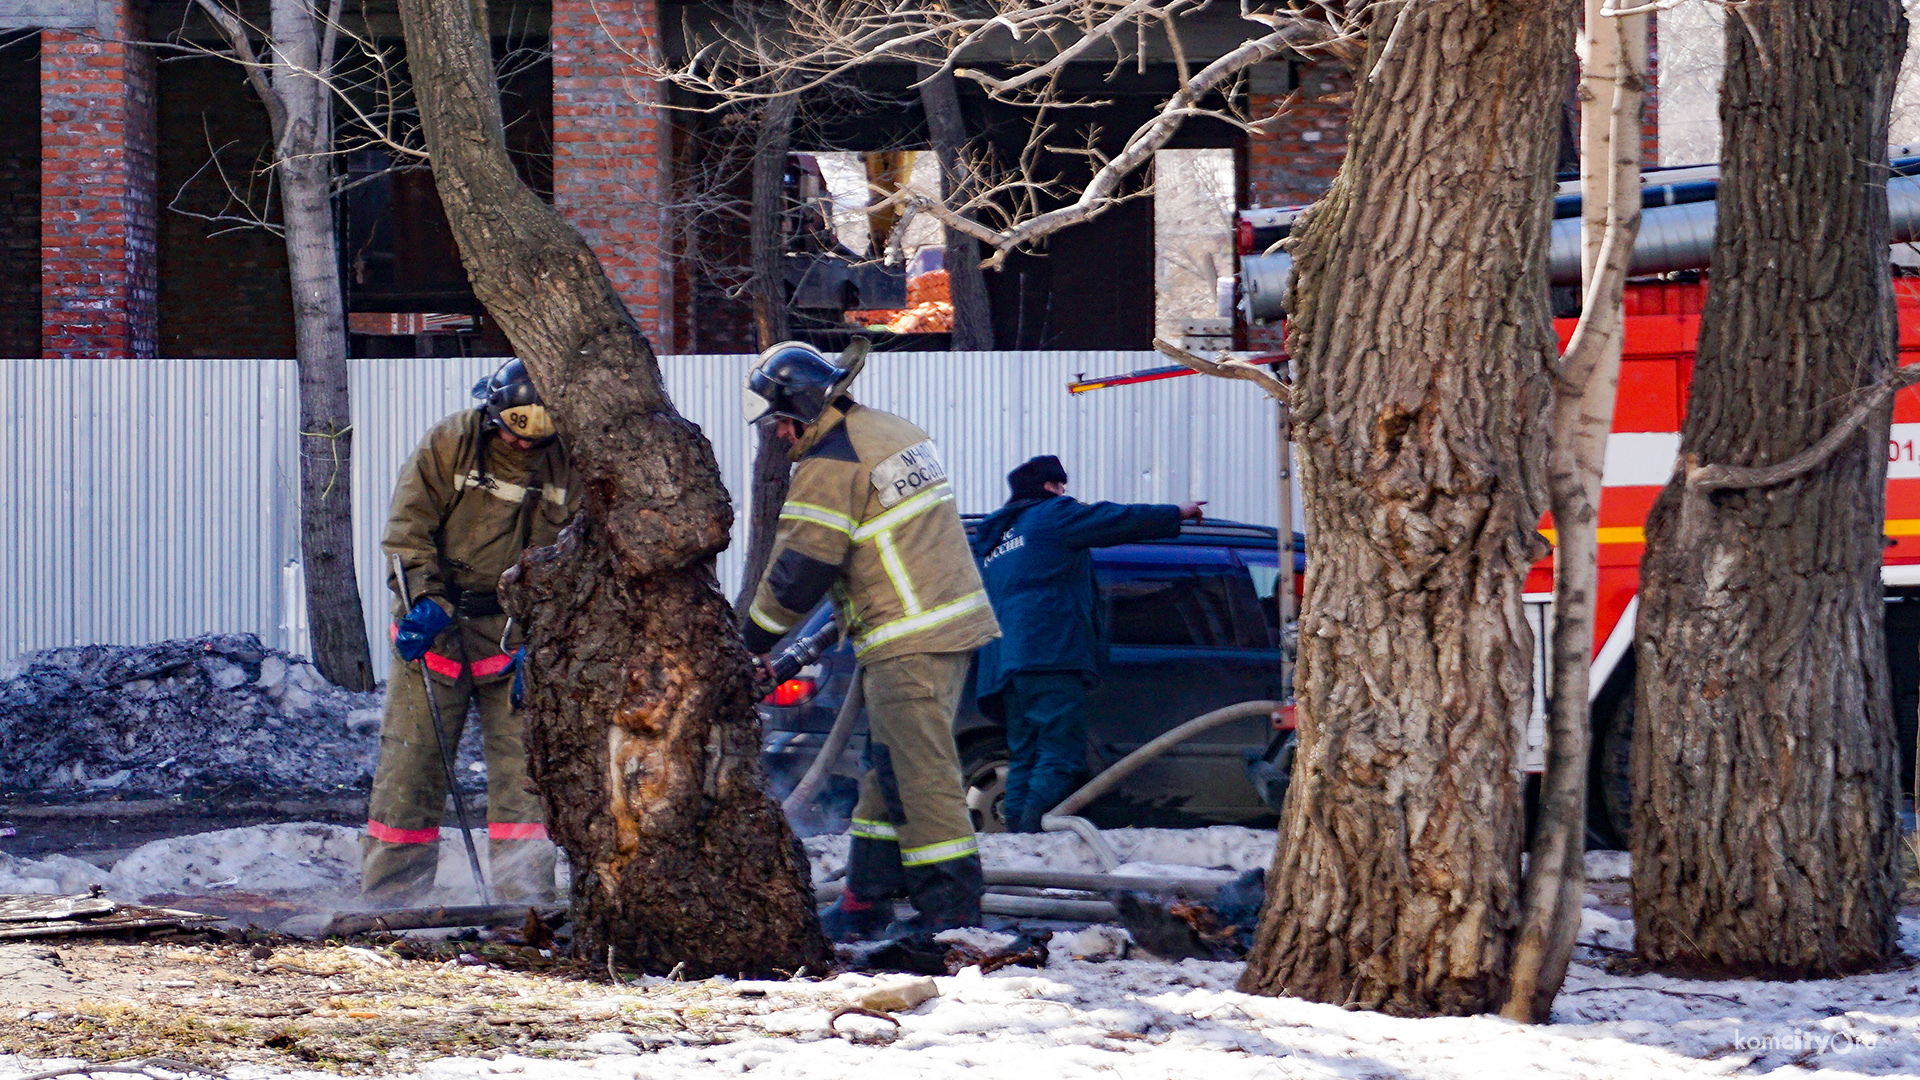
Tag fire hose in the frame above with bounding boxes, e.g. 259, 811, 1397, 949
1041, 700, 1281, 871
762, 622, 860, 819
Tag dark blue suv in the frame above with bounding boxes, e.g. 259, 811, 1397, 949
758, 518, 1302, 831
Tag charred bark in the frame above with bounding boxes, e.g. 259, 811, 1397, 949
1630, 0, 1906, 978
1236, 0, 1571, 1016
734, 91, 799, 619
918, 66, 993, 350
394, 0, 830, 976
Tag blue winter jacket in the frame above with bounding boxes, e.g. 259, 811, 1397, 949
970, 495, 1183, 700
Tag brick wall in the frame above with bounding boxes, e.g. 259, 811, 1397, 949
156, 58, 294, 358
1641, 14, 1659, 165
1245, 63, 1352, 210
0, 36, 39, 357
41, 3, 158, 358
551, 0, 678, 351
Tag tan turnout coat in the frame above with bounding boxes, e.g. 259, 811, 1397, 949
745, 401, 999, 662
383, 409, 582, 680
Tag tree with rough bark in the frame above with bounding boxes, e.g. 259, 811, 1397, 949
182, 0, 374, 690
916, 64, 993, 350
731, 89, 801, 620
392, 0, 831, 974
1630, 0, 1907, 978
1235, 0, 1574, 1017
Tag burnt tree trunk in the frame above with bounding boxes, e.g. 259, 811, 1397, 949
1237, 0, 1571, 1016
1631, 0, 1906, 978
734, 90, 799, 619
394, 0, 830, 976
918, 66, 993, 350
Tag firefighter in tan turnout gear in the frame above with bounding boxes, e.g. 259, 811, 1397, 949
740, 342, 1000, 940
362, 359, 583, 904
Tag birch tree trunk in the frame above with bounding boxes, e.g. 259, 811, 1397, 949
395, 0, 831, 976
1503, 5, 1645, 1023
270, 0, 374, 690
1236, 0, 1572, 1017
1630, 0, 1906, 978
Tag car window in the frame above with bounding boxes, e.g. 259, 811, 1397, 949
1099, 563, 1270, 648
1242, 560, 1284, 646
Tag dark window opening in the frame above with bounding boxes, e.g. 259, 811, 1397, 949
0, 31, 40, 357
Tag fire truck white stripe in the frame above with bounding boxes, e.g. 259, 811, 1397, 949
1887, 423, 1920, 480
1602, 425, 1920, 487
1601, 432, 1682, 488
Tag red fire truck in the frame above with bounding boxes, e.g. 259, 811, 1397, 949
1548, 277, 1920, 844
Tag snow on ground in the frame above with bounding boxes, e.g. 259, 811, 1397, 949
5, 923, 1919, 1079
4, 825, 1916, 1077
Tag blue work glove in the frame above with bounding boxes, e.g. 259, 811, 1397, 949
509, 648, 527, 709
394, 597, 452, 662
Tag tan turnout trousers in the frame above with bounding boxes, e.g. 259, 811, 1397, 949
847, 651, 978, 885
361, 649, 556, 904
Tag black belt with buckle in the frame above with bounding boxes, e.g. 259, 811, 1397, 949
449, 588, 504, 618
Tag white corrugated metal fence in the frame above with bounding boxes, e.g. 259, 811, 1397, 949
4, 354, 1290, 677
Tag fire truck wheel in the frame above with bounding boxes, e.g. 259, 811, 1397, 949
1598, 690, 1635, 849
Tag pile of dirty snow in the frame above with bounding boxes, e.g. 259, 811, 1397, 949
0, 634, 383, 795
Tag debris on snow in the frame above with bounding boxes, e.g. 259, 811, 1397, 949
852, 975, 939, 1012
1053, 924, 1131, 962
0, 635, 385, 796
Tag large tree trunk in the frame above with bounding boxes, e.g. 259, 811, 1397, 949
733, 91, 798, 619
1630, 0, 1906, 978
273, 0, 374, 691
917, 66, 993, 350
1236, 0, 1571, 1017
395, 0, 830, 976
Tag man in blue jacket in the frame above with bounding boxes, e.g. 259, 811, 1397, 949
971, 456, 1205, 832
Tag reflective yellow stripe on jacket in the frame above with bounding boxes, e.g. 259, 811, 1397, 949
843, 481, 985, 655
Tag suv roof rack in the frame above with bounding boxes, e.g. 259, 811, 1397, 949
960, 512, 1282, 542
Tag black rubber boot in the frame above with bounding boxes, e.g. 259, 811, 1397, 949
823, 834, 909, 942
895, 853, 985, 934
818, 891, 896, 942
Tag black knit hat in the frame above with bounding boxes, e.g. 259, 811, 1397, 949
1008, 455, 1069, 501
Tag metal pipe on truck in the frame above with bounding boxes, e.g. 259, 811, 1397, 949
1241, 171, 1920, 322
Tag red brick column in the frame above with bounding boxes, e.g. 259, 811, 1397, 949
551, 0, 678, 351
41, 7, 158, 359
1245, 64, 1352, 211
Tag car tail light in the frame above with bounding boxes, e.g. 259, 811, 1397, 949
1272, 704, 1297, 731
765, 678, 816, 707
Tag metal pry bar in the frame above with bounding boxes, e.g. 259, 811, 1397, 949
390, 553, 494, 906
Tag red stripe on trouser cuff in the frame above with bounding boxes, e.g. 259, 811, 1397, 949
487, 822, 549, 841
367, 819, 441, 844
471, 652, 515, 677
489, 822, 548, 840
390, 623, 465, 678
